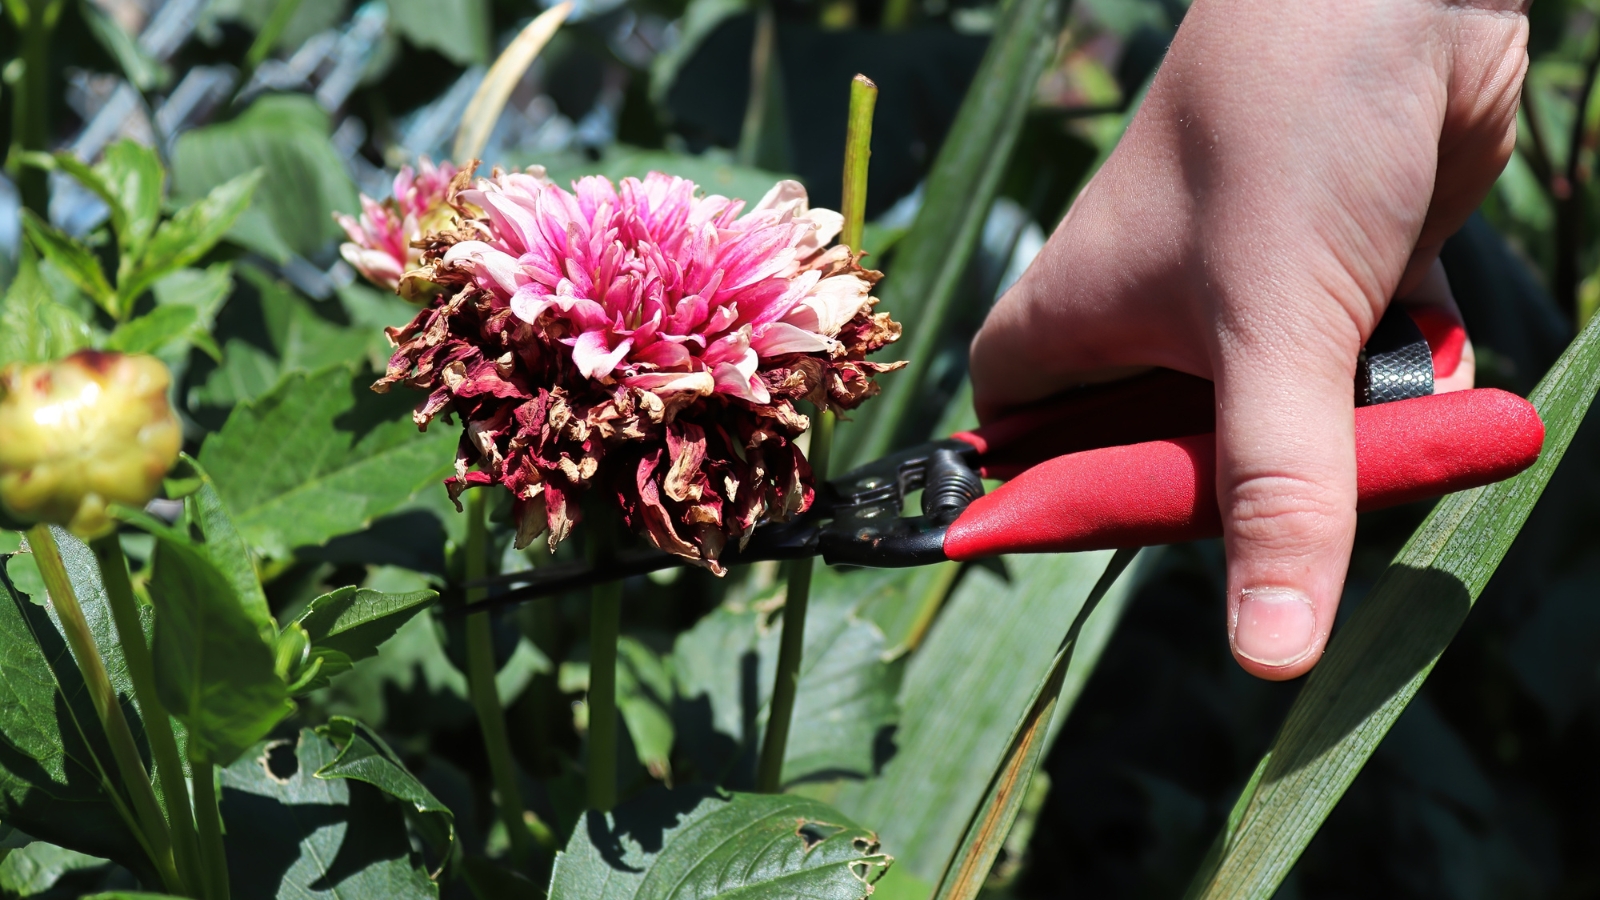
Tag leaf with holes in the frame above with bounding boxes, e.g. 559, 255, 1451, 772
219, 729, 436, 900
548, 786, 892, 899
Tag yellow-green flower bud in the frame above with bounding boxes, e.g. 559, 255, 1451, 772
0, 351, 182, 538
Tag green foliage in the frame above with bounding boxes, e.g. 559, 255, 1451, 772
197, 363, 456, 559
147, 536, 292, 767
671, 582, 898, 785
218, 729, 437, 900
0, 255, 93, 367
282, 586, 437, 693
548, 787, 893, 899
315, 716, 454, 857
171, 95, 358, 261
389, 0, 489, 65
0, 841, 112, 897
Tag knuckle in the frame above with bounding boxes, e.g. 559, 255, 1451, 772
1225, 472, 1353, 553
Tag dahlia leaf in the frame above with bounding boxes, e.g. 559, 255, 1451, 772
314, 716, 455, 861
147, 536, 291, 767
19, 210, 117, 317
0, 535, 157, 877
170, 95, 358, 262
119, 169, 261, 313
95, 141, 166, 259
671, 584, 897, 785
390, 0, 490, 66
828, 548, 1147, 886
0, 841, 114, 896
548, 787, 892, 900
106, 305, 221, 362
198, 363, 457, 559
166, 455, 277, 642
286, 586, 438, 694
218, 729, 437, 899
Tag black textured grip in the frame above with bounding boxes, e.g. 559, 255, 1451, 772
1356, 307, 1434, 406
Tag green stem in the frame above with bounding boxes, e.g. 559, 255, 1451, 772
190, 760, 228, 900
230, 0, 307, 105
586, 518, 622, 812
755, 74, 872, 793
26, 526, 185, 895
90, 535, 204, 898
462, 491, 534, 867
9, 0, 64, 214
755, 410, 834, 793
839, 75, 877, 253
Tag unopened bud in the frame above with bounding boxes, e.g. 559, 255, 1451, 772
0, 351, 182, 538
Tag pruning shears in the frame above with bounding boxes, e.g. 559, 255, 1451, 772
454, 306, 1545, 612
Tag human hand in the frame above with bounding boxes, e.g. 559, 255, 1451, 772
969, 0, 1524, 679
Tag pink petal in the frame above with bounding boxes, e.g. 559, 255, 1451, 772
751, 322, 834, 357
571, 330, 633, 379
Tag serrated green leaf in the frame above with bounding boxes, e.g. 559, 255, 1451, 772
19, 211, 116, 316
1182, 307, 1600, 897
148, 536, 291, 766
315, 716, 454, 857
198, 364, 457, 559
190, 339, 280, 409
152, 264, 232, 321
0, 255, 93, 367
119, 170, 260, 311
170, 95, 357, 261
219, 729, 436, 900
167, 456, 275, 641
96, 141, 165, 260
840, 0, 1065, 465
548, 787, 892, 899
0, 840, 112, 896
105, 305, 220, 361
830, 549, 1145, 885
672, 584, 897, 785
288, 586, 437, 693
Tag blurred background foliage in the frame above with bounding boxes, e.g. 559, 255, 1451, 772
4, 0, 1600, 896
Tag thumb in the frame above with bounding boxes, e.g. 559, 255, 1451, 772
1215, 314, 1361, 680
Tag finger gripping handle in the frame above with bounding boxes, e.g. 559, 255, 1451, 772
943, 388, 1544, 560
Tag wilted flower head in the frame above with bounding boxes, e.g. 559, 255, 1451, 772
0, 351, 182, 538
336, 158, 460, 292
375, 164, 903, 570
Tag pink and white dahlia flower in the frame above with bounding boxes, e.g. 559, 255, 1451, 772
336, 158, 460, 292
373, 164, 903, 570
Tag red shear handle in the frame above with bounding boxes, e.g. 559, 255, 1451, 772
943, 388, 1544, 560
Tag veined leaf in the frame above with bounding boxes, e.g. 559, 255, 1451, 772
171, 95, 357, 261
930, 548, 1138, 900
152, 264, 233, 321
96, 140, 166, 259
1183, 311, 1600, 898
315, 716, 454, 858
830, 548, 1147, 885
105, 305, 221, 361
0, 840, 112, 896
19, 211, 116, 316
840, 0, 1065, 466
287, 586, 437, 692
156, 456, 277, 642
219, 730, 436, 900
148, 536, 291, 767
197, 363, 457, 559
548, 787, 892, 899
118, 170, 260, 312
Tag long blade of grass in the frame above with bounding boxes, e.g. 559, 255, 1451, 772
453, 2, 572, 165
1184, 313, 1600, 899
841, 0, 1066, 468
928, 547, 1138, 900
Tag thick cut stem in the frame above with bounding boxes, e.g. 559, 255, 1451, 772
462, 491, 534, 867
736, 3, 777, 168
26, 526, 185, 894
90, 535, 204, 897
839, 76, 877, 253
191, 761, 228, 900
